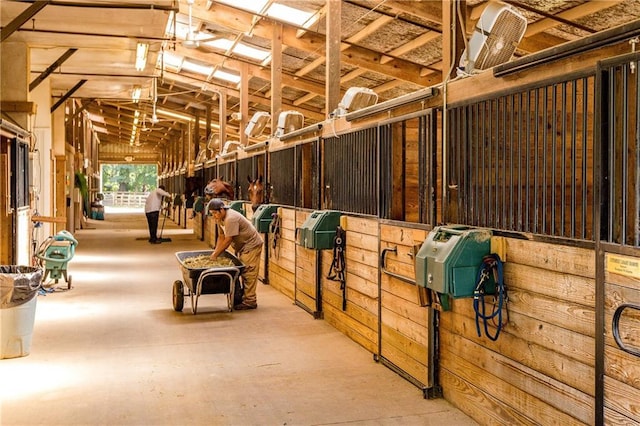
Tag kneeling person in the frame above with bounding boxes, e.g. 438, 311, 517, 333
208, 198, 263, 310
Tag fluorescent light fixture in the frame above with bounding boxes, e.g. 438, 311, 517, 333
202, 39, 271, 62
180, 59, 214, 76
267, 3, 314, 26
135, 42, 149, 71
131, 86, 142, 103
130, 110, 141, 145
215, 0, 269, 14
162, 52, 183, 70
155, 107, 221, 129
215, 0, 313, 26
212, 69, 241, 84
233, 43, 270, 61
155, 107, 192, 122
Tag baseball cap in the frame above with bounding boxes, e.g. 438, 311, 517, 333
207, 198, 229, 211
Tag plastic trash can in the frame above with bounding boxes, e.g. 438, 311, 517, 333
0, 266, 43, 359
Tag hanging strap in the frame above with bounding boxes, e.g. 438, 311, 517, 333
473, 253, 508, 341
327, 226, 347, 311
269, 212, 281, 259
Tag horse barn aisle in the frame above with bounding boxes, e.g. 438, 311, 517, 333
0, 212, 475, 426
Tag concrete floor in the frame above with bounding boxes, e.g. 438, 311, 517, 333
0, 211, 477, 426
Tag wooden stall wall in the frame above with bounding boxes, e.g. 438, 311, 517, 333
438, 239, 596, 424
379, 223, 433, 394
268, 207, 296, 301
193, 211, 204, 240
322, 216, 380, 355
203, 213, 215, 248
294, 210, 319, 317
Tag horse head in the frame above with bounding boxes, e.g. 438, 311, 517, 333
205, 177, 235, 200
247, 175, 264, 212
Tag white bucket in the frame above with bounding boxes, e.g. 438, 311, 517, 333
0, 296, 37, 359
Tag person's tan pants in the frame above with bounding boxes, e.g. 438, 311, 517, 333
239, 245, 261, 305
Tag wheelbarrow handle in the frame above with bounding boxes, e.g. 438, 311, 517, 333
56, 230, 78, 246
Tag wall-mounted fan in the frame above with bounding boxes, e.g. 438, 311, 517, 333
275, 111, 304, 137
244, 111, 271, 138
195, 146, 207, 164
207, 132, 220, 153
220, 140, 242, 155
459, 1, 527, 73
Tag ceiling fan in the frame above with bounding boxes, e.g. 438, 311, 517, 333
182, 1, 230, 49
183, 0, 201, 49
207, 132, 220, 152
140, 114, 164, 132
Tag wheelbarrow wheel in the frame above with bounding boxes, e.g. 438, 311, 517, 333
173, 280, 184, 312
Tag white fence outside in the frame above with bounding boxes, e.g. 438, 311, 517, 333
102, 192, 149, 208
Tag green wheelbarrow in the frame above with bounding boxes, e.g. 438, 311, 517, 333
36, 230, 78, 289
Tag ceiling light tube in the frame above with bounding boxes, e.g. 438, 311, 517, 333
132, 86, 142, 103
135, 42, 149, 71
344, 87, 437, 122
156, 107, 221, 128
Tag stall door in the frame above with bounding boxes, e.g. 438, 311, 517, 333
598, 54, 640, 425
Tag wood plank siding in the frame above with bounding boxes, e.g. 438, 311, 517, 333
191, 35, 640, 426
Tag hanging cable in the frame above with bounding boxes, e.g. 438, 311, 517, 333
473, 253, 508, 341
327, 226, 347, 310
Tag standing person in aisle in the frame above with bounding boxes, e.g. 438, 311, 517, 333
145, 185, 171, 244
208, 198, 263, 310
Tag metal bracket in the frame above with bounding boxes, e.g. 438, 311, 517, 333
629, 37, 639, 73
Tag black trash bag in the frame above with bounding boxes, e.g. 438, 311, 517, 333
0, 266, 43, 309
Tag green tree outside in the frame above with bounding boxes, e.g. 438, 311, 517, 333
101, 164, 158, 192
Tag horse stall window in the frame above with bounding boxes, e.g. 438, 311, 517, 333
203, 163, 217, 183
218, 161, 235, 191
600, 59, 640, 247
269, 147, 296, 206
323, 127, 378, 215
237, 154, 266, 201
446, 74, 596, 240
236, 157, 253, 200
296, 139, 320, 209
379, 112, 436, 224
10, 137, 30, 209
